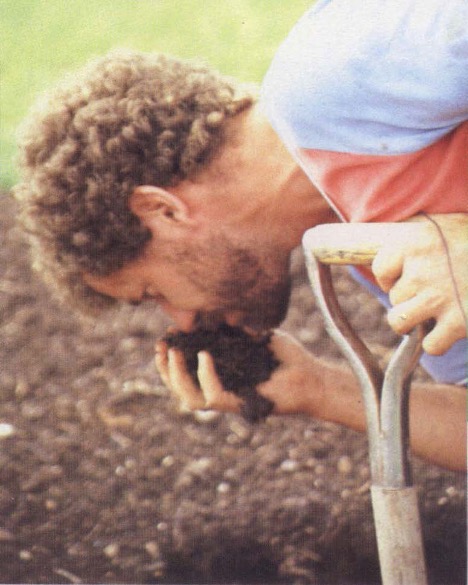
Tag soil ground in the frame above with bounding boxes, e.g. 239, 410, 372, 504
0, 192, 466, 584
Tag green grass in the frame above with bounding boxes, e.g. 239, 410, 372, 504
0, 0, 312, 189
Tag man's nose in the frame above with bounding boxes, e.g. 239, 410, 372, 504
224, 311, 244, 328
161, 303, 244, 332
161, 304, 198, 332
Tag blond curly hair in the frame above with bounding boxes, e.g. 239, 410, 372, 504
14, 49, 254, 314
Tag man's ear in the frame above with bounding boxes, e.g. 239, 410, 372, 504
129, 185, 192, 228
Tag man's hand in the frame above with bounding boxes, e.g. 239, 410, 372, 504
372, 214, 468, 355
155, 330, 323, 417
155, 326, 466, 471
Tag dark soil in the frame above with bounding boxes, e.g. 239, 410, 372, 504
0, 192, 465, 584
163, 326, 279, 422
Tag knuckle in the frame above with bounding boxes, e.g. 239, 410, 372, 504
387, 312, 409, 334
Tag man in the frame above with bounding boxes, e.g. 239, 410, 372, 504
15, 0, 466, 470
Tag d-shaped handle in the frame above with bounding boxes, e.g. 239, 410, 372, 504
302, 225, 424, 487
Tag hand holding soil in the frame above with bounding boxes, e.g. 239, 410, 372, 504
157, 327, 324, 422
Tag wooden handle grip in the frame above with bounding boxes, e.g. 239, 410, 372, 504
302, 222, 416, 266
308, 246, 378, 265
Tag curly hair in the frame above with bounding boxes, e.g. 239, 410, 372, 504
14, 49, 255, 314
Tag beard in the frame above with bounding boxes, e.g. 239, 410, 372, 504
169, 233, 292, 332
211, 247, 292, 330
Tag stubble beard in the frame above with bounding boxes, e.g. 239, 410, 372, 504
172, 234, 292, 332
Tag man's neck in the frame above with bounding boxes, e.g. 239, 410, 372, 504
179, 104, 338, 252
238, 105, 338, 249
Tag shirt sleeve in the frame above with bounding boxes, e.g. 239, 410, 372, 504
261, 0, 468, 156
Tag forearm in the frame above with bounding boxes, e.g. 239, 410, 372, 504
305, 359, 467, 472
157, 330, 466, 471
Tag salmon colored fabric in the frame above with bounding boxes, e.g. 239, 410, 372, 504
298, 122, 468, 223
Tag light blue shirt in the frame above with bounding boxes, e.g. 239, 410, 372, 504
261, 0, 468, 155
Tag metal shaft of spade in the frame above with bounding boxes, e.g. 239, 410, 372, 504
302, 225, 428, 585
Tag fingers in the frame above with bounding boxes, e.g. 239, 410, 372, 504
197, 351, 242, 411
421, 315, 465, 356
372, 247, 404, 293
387, 294, 466, 355
386, 291, 436, 335
154, 341, 241, 413
167, 348, 206, 410
155, 341, 171, 388
387, 277, 419, 307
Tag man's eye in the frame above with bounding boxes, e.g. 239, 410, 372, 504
141, 290, 163, 302
129, 292, 160, 306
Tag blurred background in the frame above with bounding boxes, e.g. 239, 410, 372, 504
0, 0, 311, 189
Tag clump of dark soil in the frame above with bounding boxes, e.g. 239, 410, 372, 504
163, 325, 279, 422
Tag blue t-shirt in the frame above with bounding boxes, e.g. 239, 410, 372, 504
261, 0, 468, 155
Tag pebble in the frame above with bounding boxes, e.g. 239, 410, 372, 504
185, 457, 212, 476
337, 456, 353, 475
122, 378, 152, 395
110, 432, 132, 449
19, 550, 33, 561
145, 541, 160, 558
0, 423, 15, 438
53, 568, 83, 584
103, 543, 120, 558
124, 458, 136, 469
193, 410, 221, 424
229, 419, 250, 440
119, 337, 140, 352
161, 455, 175, 468
217, 482, 231, 494
298, 327, 321, 345
280, 459, 299, 473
